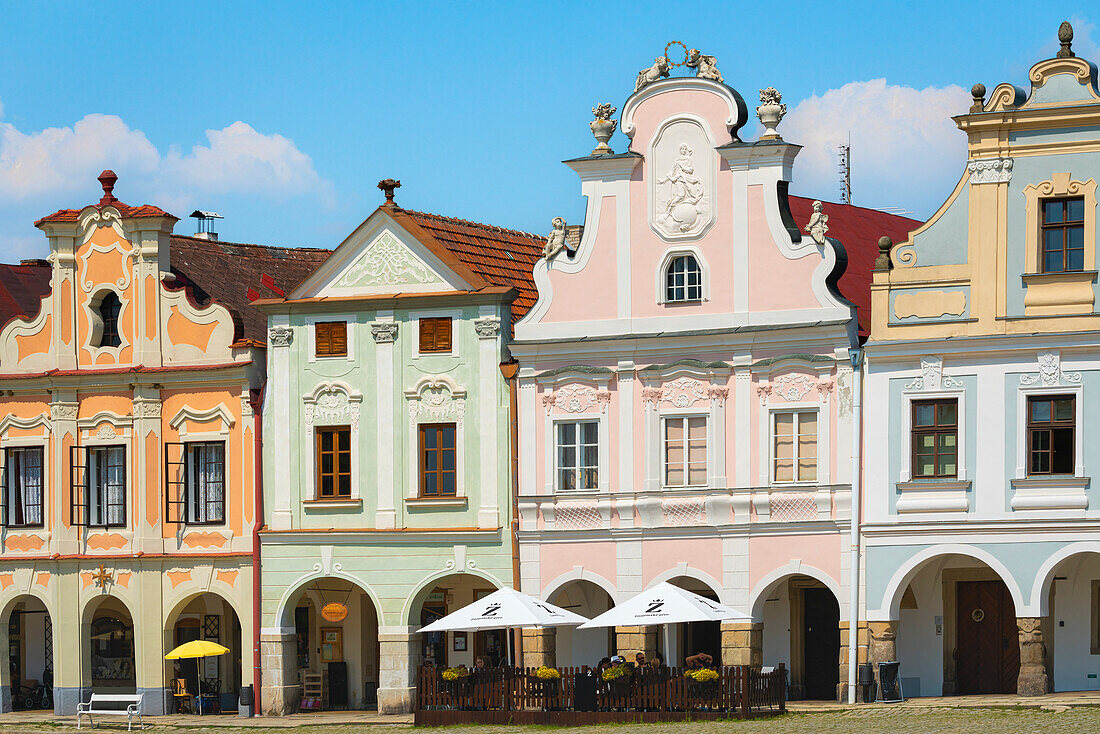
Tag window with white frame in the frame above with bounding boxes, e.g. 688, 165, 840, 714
186, 442, 225, 524
2, 446, 44, 528
555, 421, 599, 491
665, 255, 703, 302
71, 445, 126, 528
772, 411, 818, 483
663, 416, 707, 487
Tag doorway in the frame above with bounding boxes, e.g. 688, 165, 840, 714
802, 588, 840, 700
955, 580, 1019, 694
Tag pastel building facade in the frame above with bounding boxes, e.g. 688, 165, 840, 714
512, 69, 915, 699
0, 173, 324, 714
256, 192, 543, 714
864, 29, 1100, 697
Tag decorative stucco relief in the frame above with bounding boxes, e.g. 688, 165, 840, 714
904, 356, 964, 391
336, 231, 442, 287
405, 376, 467, 427
370, 322, 399, 343
473, 317, 502, 339
967, 158, 1013, 184
1020, 351, 1081, 386
304, 382, 363, 428
542, 384, 611, 414
649, 118, 716, 241
659, 376, 708, 407
757, 373, 831, 404
893, 290, 967, 320
268, 327, 293, 347
50, 403, 79, 421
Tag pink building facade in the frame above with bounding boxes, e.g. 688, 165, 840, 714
511, 65, 911, 700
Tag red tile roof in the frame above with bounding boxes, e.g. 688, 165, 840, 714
789, 196, 920, 336
0, 261, 52, 331
168, 235, 332, 344
398, 209, 545, 321
35, 202, 173, 227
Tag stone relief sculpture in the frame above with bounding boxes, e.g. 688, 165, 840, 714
542, 217, 570, 260
656, 144, 706, 234
686, 49, 722, 82
635, 56, 671, 91
804, 200, 829, 245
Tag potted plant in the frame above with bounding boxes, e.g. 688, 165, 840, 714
684, 667, 720, 702
530, 665, 562, 701
441, 666, 470, 697
601, 662, 632, 697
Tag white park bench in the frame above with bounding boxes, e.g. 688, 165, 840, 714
76, 694, 145, 731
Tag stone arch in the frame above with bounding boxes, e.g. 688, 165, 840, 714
541, 569, 619, 605
274, 571, 383, 629
1030, 542, 1100, 616
80, 593, 138, 695
749, 562, 844, 621
872, 544, 1027, 621
647, 566, 728, 605
402, 568, 505, 627
1, 591, 56, 714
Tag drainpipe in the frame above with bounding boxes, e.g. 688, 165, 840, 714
847, 348, 863, 704
498, 359, 523, 666
251, 385, 266, 715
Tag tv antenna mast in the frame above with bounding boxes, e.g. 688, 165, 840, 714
837, 134, 851, 204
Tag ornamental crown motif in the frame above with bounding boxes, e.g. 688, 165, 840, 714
407, 377, 467, 426
371, 322, 399, 343
757, 373, 832, 404
1020, 351, 1081, 386
268, 327, 293, 347
660, 377, 708, 408
337, 232, 441, 288
304, 383, 362, 429
905, 356, 963, 391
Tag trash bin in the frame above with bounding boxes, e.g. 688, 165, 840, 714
878, 662, 903, 703
238, 684, 254, 718
857, 663, 875, 703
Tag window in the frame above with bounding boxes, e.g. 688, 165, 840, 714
664, 416, 707, 487
2, 447, 44, 528
1041, 197, 1085, 273
1028, 395, 1075, 475
555, 421, 599, 491
419, 423, 456, 497
97, 292, 122, 348
419, 317, 452, 353
71, 445, 126, 527
314, 321, 348, 357
185, 442, 225, 523
316, 427, 352, 498
911, 400, 958, 479
773, 411, 818, 483
665, 255, 703, 303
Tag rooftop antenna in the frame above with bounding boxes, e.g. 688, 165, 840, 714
190, 210, 223, 241
837, 134, 851, 204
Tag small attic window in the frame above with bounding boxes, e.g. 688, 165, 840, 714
97, 291, 122, 348
665, 255, 703, 302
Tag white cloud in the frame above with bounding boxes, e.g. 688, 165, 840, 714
0, 102, 332, 259
780, 79, 972, 218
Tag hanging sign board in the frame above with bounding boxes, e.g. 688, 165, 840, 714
321, 602, 349, 623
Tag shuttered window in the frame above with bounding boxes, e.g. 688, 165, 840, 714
419, 317, 452, 353
315, 321, 348, 357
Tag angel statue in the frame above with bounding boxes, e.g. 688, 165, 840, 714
686, 49, 723, 83
635, 55, 671, 91
804, 200, 829, 245
543, 217, 570, 260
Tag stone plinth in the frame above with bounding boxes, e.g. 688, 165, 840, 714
259, 631, 299, 715
1017, 617, 1049, 697
721, 622, 762, 667
377, 627, 419, 714
522, 628, 556, 669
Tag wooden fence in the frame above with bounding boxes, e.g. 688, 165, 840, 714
414, 664, 785, 725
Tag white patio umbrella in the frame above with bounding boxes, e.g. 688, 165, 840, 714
577, 581, 749, 666
417, 587, 589, 664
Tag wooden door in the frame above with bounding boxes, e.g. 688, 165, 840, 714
802, 588, 841, 700
955, 580, 1019, 694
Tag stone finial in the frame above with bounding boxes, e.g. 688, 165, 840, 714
377, 178, 401, 205
590, 103, 618, 156
1057, 21, 1074, 58
756, 88, 787, 141
874, 236, 894, 271
970, 83, 986, 113
98, 170, 119, 206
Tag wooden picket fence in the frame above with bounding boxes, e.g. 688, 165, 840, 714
414, 664, 785, 725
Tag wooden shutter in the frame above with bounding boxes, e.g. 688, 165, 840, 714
419, 317, 452, 353
316, 321, 347, 357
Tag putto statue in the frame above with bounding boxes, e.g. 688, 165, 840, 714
543, 217, 570, 260
686, 49, 722, 83
804, 201, 829, 245
635, 56, 671, 91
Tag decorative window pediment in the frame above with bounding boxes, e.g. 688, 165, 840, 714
404, 375, 466, 427
304, 381, 363, 429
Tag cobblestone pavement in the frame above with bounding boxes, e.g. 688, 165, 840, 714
5, 707, 1100, 734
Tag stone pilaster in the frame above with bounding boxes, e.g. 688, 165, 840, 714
838, 621, 869, 702
720, 622, 762, 667
259, 630, 299, 715
522, 628, 556, 669
615, 626, 657, 661
377, 626, 419, 714
1017, 617, 1050, 696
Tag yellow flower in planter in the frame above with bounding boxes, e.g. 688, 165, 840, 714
684, 668, 719, 682
535, 665, 561, 680
601, 663, 629, 681
441, 667, 470, 681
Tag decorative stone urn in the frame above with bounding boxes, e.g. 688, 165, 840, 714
590, 103, 617, 155
756, 87, 787, 140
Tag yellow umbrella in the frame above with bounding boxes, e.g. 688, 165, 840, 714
165, 640, 229, 715
165, 640, 229, 660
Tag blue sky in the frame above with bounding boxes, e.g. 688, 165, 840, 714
1, 2, 1097, 259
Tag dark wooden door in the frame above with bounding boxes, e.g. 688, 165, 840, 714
803, 588, 841, 700
955, 580, 1019, 694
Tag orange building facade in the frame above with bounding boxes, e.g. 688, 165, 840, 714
0, 172, 310, 714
